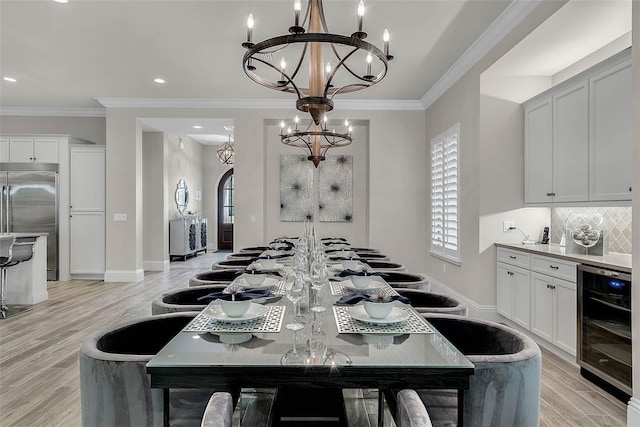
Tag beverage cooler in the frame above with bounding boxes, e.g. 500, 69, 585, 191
577, 264, 632, 399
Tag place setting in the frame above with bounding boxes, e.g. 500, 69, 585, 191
329, 269, 393, 296
332, 292, 435, 335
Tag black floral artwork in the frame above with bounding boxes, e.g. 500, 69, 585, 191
319, 155, 353, 222
280, 154, 313, 221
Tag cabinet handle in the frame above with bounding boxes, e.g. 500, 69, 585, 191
549, 265, 559, 270
546, 284, 550, 289
509, 256, 516, 259
629, 187, 632, 192
546, 192, 556, 196
551, 285, 556, 290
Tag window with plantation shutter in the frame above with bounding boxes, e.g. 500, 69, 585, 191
430, 123, 460, 264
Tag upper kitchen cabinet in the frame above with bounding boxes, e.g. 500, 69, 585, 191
523, 48, 631, 205
589, 58, 632, 201
9, 137, 59, 163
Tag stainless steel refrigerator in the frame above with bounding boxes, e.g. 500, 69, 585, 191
0, 163, 58, 280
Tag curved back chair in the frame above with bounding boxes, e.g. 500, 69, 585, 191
227, 252, 263, 260
350, 247, 380, 253
79, 312, 216, 427
189, 270, 244, 287
152, 284, 228, 314
362, 261, 407, 272
0, 236, 38, 319
417, 314, 541, 427
212, 259, 254, 270
396, 389, 433, 427
381, 272, 429, 290
201, 392, 234, 427
395, 288, 466, 315
239, 246, 269, 253
357, 253, 390, 262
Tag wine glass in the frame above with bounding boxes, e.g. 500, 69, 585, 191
285, 273, 305, 331
280, 328, 307, 365
309, 260, 328, 312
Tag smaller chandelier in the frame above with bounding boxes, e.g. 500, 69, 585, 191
217, 135, 234, 165
280, 116, 352, 167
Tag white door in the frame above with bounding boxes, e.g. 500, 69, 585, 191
70, 212, 105, 274
524, 99, 553, 203
553, 82, 589, 202
531, 273, 554, 342
511, 267, 531, 329
33, 138, 59, 163
9, 138, 34, 163
70, 147, 105, 211
496, 263, 513, 319
554, 279, 577, 356
589, 59, 633, 201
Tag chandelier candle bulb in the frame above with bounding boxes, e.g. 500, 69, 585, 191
246, 14, 254, 43
357, 1, 365, 32
294, 0, 301, 27
383, 29, 390, 56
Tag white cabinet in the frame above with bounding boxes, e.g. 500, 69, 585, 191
0, 138, 9, 162
69, 146, 105, 276
524, 49, 631, 204
170, 218, 198, 260
496, 248, 531, 329
524, 100, 553, 203
196, 218, 208, 254
589, 58, 633, 201
70, 212, 105, 274
531, 272, 577, 355
9, 137, 59, 163
496, 247, 577, 356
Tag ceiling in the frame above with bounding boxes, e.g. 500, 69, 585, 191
0, 0, 632, 143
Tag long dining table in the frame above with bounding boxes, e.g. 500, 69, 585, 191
146, 244, 474, 427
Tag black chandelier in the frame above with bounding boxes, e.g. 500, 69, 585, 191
242, 0, 393, 166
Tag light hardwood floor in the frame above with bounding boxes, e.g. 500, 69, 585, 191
0, 252, 628, 426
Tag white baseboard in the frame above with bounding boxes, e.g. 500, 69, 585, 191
423, 273, 499, 321
71, 274, 105, 281
628, 397, 640, 426
143, 260, 170, 272
104, 269, 144, 283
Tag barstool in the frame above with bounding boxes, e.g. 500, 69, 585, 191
0, 236, 38, 319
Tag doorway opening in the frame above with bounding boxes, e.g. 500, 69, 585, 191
217, 168, 234, 250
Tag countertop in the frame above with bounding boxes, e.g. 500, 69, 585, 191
0, 232, 48, 241
495, 242, 632, 273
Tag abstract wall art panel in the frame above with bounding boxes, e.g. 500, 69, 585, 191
280, 154, 314, 221
319, 154, 353, 222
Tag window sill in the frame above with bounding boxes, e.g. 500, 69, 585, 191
429, 250, 462, 266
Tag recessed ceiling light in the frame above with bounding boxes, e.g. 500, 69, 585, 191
224, 125, 234, 131
3, 77, 17, 82
53, 0, 68, 3
192, 125, 202, 129
153, 78, 166, 84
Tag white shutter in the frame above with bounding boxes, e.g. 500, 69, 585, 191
430, 124, 460, 263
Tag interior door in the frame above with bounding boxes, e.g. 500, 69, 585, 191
217, 169, 234, 250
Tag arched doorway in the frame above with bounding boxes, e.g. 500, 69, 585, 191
217, 168, 234, 250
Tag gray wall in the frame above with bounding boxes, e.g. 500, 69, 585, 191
631, 0, 640, 415
0, 116, 106, 144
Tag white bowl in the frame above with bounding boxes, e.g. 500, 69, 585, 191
351, 275, 373, 288
333, 250, 355, 258
363, 301, 394, 319
243, 273, 266, 286
342, 260, 359, 270
220, 299, 251, 317
260, 259, 277, 270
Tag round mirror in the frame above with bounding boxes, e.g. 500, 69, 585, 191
175, 179, 189, 214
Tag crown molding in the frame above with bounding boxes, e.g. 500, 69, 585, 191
420, 0, 543, 109
95, 97, 424, 111
0, 107, 106, 117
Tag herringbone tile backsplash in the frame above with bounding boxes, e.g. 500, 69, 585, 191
551, 207, 632, 254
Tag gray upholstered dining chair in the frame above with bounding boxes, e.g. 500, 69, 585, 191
79, 311, 217, 427
380, 272, 430, 290
396, 389, 434, 427
395, 288, 467, 315
416, 314, 541, 427
200, 392, 234, 427
151, 284, 227, 314
189, 269, 243, 287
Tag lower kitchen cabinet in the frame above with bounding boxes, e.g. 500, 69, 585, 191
531, 272, 577, 355
497, 246, 577, 357
497, 263, 531, 329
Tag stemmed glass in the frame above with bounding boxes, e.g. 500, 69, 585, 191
309, 258, 328, 312
280, 328, 307, 365
285, 273, 305, 331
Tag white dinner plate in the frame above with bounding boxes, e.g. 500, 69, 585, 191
252, 262, 285, 271
347, 305, 410, 325
232, 276, 280, 289
332, 263, 366, 273
341, 278, 387, 294
204, 302, 268, 324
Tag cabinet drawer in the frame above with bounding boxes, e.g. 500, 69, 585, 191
497, 248, 531, 269
532, 255, 577, 282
